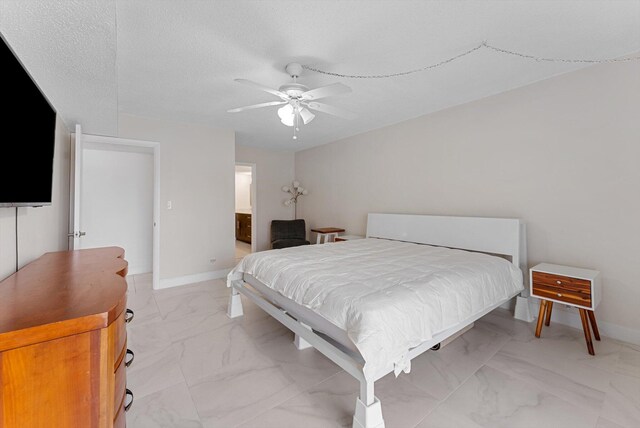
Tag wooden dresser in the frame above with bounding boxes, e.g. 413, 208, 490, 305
236, 213, 252, 244
0, 247, 132, 427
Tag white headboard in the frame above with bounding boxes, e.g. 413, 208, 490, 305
367, 213, 528, 285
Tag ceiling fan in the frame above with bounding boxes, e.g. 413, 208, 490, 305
228, 63, 355, 140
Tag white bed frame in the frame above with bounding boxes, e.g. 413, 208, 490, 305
227, 213, 529, 428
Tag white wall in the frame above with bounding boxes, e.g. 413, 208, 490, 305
235, 170, 252, 213
82, 146, 153, 274
235, 145, 295, 251
296, 59, 640, 342
118, 113, 235, 286
0, 116, 70, 279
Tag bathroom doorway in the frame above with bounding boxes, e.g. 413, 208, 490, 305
235, 163, 256, 263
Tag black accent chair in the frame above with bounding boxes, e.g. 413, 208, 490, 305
271, 219, 311, 249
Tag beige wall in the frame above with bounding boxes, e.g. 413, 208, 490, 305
0, 117, 70, 279
235, 145, 295, 251
118, 114, 236, 284
296, 59, 640, 340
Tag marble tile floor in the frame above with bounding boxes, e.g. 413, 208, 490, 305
125, 274, 640, 428
235, 241, 252, 264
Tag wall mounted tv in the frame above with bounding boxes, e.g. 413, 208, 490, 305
0, 33, 57, 207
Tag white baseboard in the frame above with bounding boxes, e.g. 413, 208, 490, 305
526, 298, 640, 346
127, 266, 153, 276
156, 268, 232, 290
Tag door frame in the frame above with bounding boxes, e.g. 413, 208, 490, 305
235, 162, 257, 253
72, 129, 161, 290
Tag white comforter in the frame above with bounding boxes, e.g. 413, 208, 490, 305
227, 238, 523, 380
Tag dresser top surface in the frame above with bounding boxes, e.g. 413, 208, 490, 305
531, 263, 600, 280
0, 247, 128, 351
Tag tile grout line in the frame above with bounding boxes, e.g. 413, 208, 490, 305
179, 362, 206, 426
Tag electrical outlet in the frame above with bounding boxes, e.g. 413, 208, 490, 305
167, 200, 172, 210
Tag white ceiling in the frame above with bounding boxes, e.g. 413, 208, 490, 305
1, 1, 639, 151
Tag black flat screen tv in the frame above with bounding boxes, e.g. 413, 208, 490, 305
0, 34, 57, 207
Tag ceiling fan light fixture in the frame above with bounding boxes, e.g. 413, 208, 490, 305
299, 108, 315, 125
229, 63, 354, 141
278, 104, 294, 127
280, 116, 294, 127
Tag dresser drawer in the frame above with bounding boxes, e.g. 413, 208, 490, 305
115, 341, 127, 370
114, 356, 127, 409
113, 312, 127, 367
532, 283, 592, 308
114, 403, 126, 428
532, 271, 591, 291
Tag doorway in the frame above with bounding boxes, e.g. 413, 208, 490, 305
71, 125, 160, 289
235, 163, 256, 262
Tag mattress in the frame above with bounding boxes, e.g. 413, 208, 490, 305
227, 238, 523, 380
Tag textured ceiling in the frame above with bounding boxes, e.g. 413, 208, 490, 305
1, 1, 639, 151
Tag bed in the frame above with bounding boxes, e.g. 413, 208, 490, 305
226, 213, 528, 428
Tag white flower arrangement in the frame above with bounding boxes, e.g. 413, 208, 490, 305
282, 181, 308, 219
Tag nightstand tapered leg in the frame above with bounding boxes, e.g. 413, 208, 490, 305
587, 310, 601, 341
544, 301, 553, 326
535, 300, 547, 338
579, 309, 595, 355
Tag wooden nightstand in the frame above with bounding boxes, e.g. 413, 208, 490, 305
311, 227, 345, 244
530, 263, 601, 355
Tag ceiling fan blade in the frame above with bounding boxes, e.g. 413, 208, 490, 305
300, 83, 351, 101
234, 79, 289, 100
227, 100, 286, 113
305, 102, 356, 120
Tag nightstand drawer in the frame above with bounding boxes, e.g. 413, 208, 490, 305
532, 283, 592, 307
532, 271, 591, 290
532, 279, 591, 295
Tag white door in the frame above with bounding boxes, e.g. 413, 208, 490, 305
81, 145, 154, 273
70, 124, 85, 249
69, 128, 161, 285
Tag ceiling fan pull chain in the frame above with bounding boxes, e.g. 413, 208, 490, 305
293, 108, 299, 140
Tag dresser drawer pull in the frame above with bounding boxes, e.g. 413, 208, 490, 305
125, 349, 135, 367
125, 389, 134, 412
557, 293, 562, 297
125, 309, 134, 323
556, 280, 562, 285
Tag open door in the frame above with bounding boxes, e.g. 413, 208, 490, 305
69, 124, 86, 249
68, 126, 161, 288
